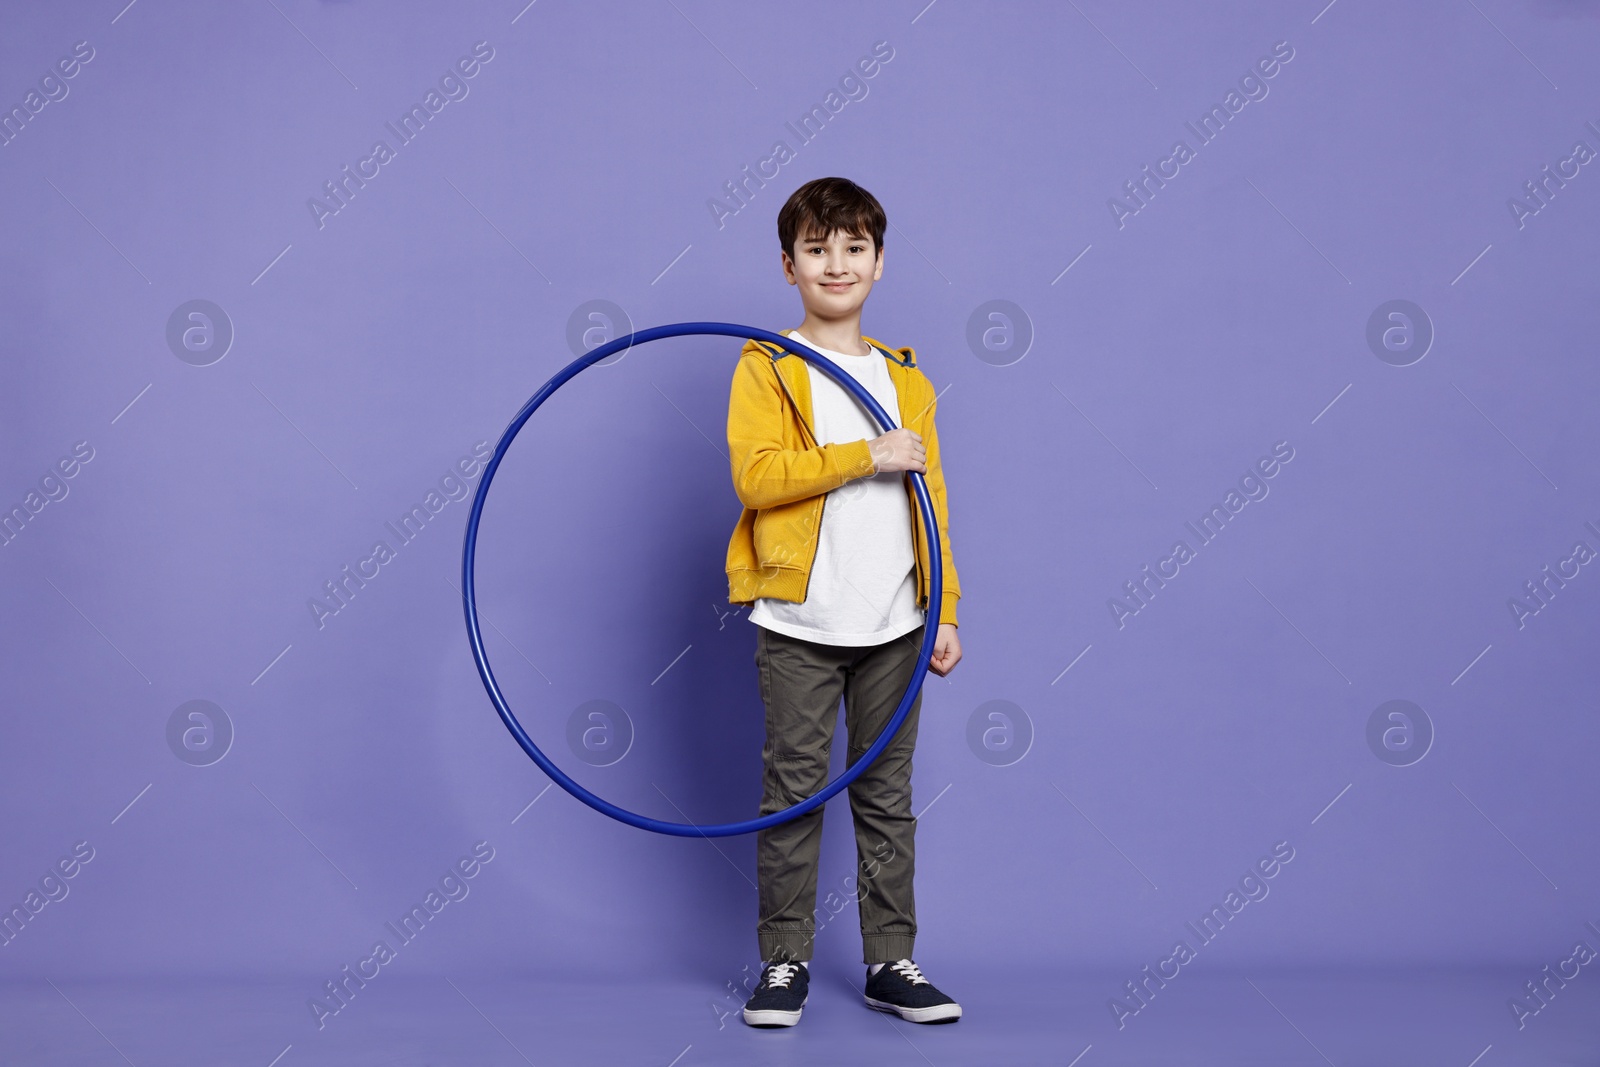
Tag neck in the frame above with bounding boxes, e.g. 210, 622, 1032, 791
793, 312, 868, 356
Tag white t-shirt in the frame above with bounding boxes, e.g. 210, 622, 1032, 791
750, 330, 923, 646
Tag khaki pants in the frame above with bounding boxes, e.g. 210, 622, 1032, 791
754, 622, 925, 965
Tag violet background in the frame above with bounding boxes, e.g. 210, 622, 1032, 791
2, 0, 1598, 1062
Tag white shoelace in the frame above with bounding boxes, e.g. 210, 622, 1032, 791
763, 962, 800, 988
889, 959, 929, 985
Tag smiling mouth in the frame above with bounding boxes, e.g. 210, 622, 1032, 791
822, 282, 854, 290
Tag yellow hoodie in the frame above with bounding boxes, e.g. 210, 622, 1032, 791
725, 333, 960, 628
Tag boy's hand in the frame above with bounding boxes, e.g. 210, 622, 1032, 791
927, 623, 961, 676
868, 429, 926, 474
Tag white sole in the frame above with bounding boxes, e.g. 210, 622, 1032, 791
864, 996, 962, 1023
743, 995, 806, 1027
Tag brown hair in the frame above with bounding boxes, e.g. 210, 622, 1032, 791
777, 177, 886, 263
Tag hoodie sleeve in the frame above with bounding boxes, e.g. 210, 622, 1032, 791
728, 350, 876, 511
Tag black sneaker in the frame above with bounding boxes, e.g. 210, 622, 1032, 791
862, 959, 962, 1023
742, 960, 809, 1027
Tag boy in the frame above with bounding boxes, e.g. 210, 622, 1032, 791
724, 177, 963, 1027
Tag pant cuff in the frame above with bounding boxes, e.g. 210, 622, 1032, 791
862, 932, 915, 964
758, 927, 815, 962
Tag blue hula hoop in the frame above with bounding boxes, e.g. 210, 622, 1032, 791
461, 322, 943, 838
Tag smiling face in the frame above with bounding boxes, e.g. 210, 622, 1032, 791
782, 227, 884, 319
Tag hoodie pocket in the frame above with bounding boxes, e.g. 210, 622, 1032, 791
753, 508, 773, 563
754, 501, 812, 574
752, 508, 788, 573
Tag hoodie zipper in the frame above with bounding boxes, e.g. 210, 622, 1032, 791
770, 352, 825, 604
865, 352, 927, 614
911, 492, 925, 613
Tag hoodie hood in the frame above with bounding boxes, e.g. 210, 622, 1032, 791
741, 333, 917, 368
